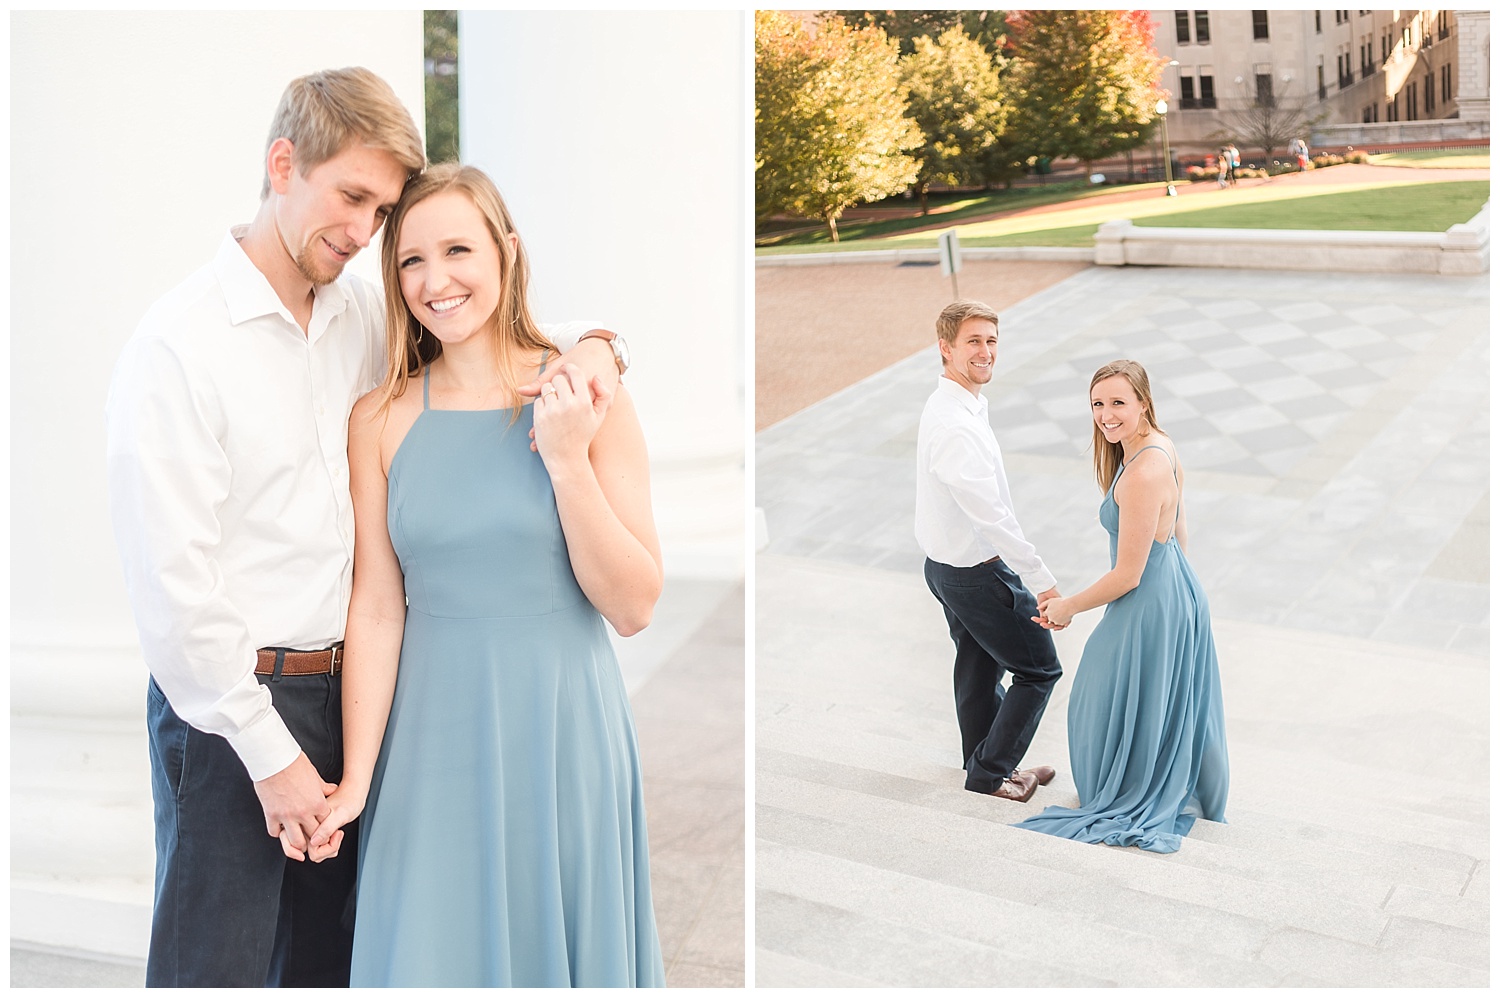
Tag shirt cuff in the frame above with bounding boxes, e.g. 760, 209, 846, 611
225, 710, 303, 782
1018, 565, 1058, 596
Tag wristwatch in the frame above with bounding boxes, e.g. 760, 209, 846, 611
579, 328, 630, 376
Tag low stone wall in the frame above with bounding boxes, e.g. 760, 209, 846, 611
756, 246, 1093, 267
1312, 119, 1490, 149
1093, 202, 1490, 275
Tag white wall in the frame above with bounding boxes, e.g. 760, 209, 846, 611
460, 10, 746, 577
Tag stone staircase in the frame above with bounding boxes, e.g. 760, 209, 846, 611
754, 553, 1488, 987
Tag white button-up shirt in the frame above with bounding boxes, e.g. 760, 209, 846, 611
106, 228, 592, 780
915, 375, 1057, 595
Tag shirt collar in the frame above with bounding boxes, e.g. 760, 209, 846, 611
214, 226, 351, 328
935, 374, 987, 416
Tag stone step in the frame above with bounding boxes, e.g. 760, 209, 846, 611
758, 839, 1284, 987
756, 775, 1487, 985
761, 698, 1489, 860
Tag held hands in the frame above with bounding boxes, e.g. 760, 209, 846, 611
1032, 588, 1074, 631
252, 752, 337, 863
305, 784, 369, 863
530, 364, 613, 465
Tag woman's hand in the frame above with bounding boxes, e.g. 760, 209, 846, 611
1037, 596, 1075, 629
305, 783, 368, 864
532, 364, 613, 469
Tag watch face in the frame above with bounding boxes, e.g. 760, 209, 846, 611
614, 335, 630, 372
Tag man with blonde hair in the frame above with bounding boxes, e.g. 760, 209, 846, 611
916, 300, 1063, 804
106, 67, 624, 987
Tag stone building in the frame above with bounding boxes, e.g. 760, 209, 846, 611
1148, 9, 1489, 159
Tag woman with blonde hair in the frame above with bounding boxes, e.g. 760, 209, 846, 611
1015, 360, 1229, 853
309, 163, 664, 985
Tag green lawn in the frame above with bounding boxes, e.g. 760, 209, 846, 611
1368, 149, 1490, 169
759, 177, 1490, 252
755, 180, 1165, 248
1135, 181, 1490, 232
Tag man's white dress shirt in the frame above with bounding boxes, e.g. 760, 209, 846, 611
915, 375, 1057, 596
106, 228, 591, 781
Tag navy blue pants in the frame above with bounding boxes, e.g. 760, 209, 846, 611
924, 558, 1063, 794
145, 673, 356, 987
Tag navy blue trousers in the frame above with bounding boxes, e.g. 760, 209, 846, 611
924, 558, 1063, 793
145, 673, 356, 987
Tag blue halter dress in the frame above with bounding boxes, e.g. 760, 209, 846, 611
1015, 444, 1229, 853
350, 367, 664, 986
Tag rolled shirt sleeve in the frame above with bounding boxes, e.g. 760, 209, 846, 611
106, 335, 300, 781
541, 320, 602, 352
929, 426, 1058, 595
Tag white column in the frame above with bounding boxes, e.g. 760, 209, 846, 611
10, 11, 423, 958
1456, 10, 1491, 122
458, 11, 747, 578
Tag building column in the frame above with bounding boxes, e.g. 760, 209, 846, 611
1455, 10, 1490, 121
458, 11, 746, 578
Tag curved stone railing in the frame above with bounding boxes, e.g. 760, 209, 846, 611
1093, 201, 1489, 275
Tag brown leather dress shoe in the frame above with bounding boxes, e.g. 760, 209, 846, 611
1019, 765, 1056, 786
987, 770, 1039, 802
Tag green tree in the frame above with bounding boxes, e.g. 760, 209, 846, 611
899, 25, 1012, 211
833, 10, 1011, 56
1006, 9, 1167, 171
756, 11, 922, 242
424, 10, 459, 164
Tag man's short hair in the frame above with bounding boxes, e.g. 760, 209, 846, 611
260, 67, 426, 199
936, 300, 999, 345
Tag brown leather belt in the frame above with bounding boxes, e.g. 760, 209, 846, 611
255, 645, 343, 677
979, 555, 1000, 565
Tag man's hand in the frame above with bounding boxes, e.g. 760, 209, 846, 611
518, 331, 620, 400
252, 752, 335, 862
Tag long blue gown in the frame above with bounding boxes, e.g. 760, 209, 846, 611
350, 370, 665, 986
1015, 444, 1229, 853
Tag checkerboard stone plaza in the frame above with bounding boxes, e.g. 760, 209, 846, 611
755, 262, 1488, 986
757, 264, 1488, 654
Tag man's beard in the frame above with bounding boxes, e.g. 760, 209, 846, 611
295, 242, 343, 287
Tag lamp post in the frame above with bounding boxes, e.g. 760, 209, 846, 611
1156, 98, 1176, 196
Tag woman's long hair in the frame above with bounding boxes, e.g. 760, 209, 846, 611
376, 163, 555, 421
1090, 359, 1165, 494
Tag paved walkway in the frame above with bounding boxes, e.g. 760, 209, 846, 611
755, 263, 1488, 986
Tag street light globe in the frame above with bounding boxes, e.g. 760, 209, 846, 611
1155, 99, 1169, 114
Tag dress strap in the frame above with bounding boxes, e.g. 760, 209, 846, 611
422, 366, 431, 411
1125, 444, 1182, 526
537, 350, 550, 379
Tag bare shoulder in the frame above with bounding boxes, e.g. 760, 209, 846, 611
592, 383, 646, 456
351, 383, 423, 473
1117, 441, 1177, 499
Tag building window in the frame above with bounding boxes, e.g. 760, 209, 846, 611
1424, 73, 1435, 114
1199, 72, 1216, 108
1403, 24, 1411, 48
1362, 105, 1372, 123
1381, 27, 1390, 63
1252, 10, 1269, 40
1406, 82, 1417, 119
1439, 10, 1450, 41
1195, 10, 1210, 43
1315, 10, 1321, 33
1317, 62, 1326, 100
1175, 10, 1191, 44
1181, 75, 1197, 108
1442, 63, 1452, 104
1387, 99, 1396, 121
1256, 73, 1274, 106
